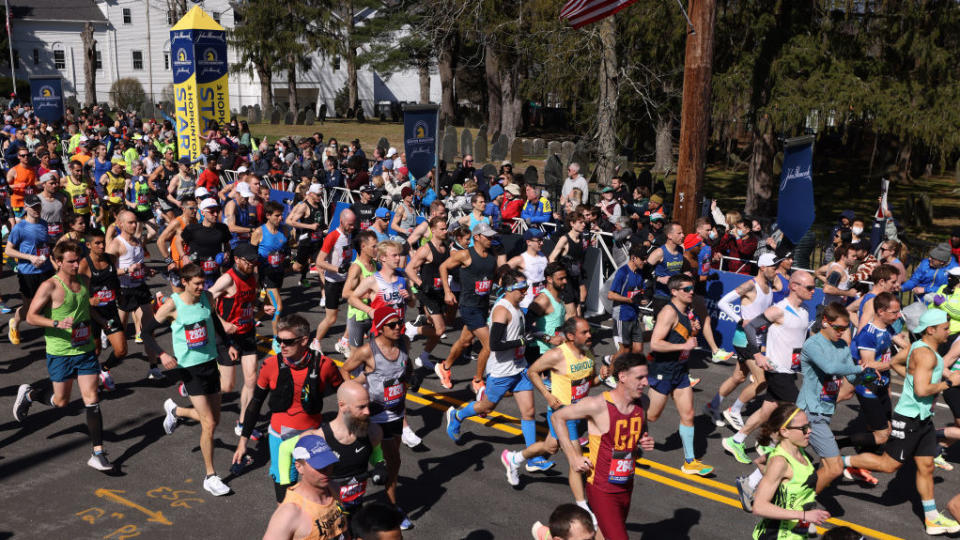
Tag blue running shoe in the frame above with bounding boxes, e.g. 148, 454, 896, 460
445, 406, 461, 441
525, 456, 556, 472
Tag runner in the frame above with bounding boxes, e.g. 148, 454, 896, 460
342, 230, 379, 358
148, 147, 179, 223
607, 243, 649, 366
147, 262, 237, 496
6, 146, 37, 222
231, 314, 343, 502
125, 160, 159, 240
338, 305, 414, 530
549, 214, 590, 317
528, 261, 568, 360
100, 158, 128, 229
552, 353, 654, 540
261, 435, 349, 540
851, 264, 901, 330
62, 159, 96, 227
406, 200, 447, 248
5, 194, 54, 345
435, 221, 502, 391
404, 216, 449, 367
252, 201, 290, 336
713, 252, 780, 429
167, 157, 197, 211
157, 196, 198, 293
286, 184, 326, 288
507, 228, 549, 311
646, 222, 686, 310
647, 273, 714, 475
12, 239, 113, 471
839, 309, 960, 535
817, 243, 858, 306
181, 197, 232, 289
37, 172, 66, 241
312, 208, 356, 352
531, 504, 597, 540
223, 178, 262, 249
750, 404, 831, 539
79, 229, 127, 391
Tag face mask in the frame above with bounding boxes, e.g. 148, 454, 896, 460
708, 230, 717, 240
851, 227, 863, 236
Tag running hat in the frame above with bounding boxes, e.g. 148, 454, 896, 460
501, 160, 512, 168
111, 157, 126, 166
757, 253, 777, 267
524, 228, 544, 241
505, 184, 520, 197
24, 194, 41, 208
40, 172, 58, 183
400, 186, 413, 199
683, 233, 702, 251
292, 435, 339, 470
375, 207, 390, 219
915, 309, 948, 334
307, 184, 322, 195
472, 222, 497, 237
948, 267, 960, 277
233, 243, 259, 263
235, 182, 254, 198
386, 147, 398, 158
178, 156, 192, 166
373, 306, 403, 335
194, 187, 210, 199
488, 185, 504, 200
199, 198, 220, 212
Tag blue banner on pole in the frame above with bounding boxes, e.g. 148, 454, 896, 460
29, 77, 64, 124
777, 136, 815, 244
402, 105, 439, 183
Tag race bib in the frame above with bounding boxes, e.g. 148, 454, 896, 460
267, 252, 284, 267
360, 221, 370, 230
608, 450, 634, 484
23, 185, 36, 196
36, 245, 51, 258
310, 230, 323, 241
71, 321, 91, 348
47, 223, 62, 237
73, 194, 88, 209
94, 287, 116, 305
110, 189, 123, 200
474, 279, 491, 296
532, 282, 545, 296
571, 377, 591, 402
791, 348, 802, 373
202, 259, 219, 274
433, 277, 442, 288
820, 377, 842, 403
340, 247, 352, 265
184, 321, 208, 349
238, 305, 254, 327
338, 478, 367, 505
383, 378, 404, 409
129, 266, 145, 282
137, 193, 149, 204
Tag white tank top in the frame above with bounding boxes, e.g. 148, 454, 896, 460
741, 277, 774, 321
520, 252, 548, 309
488, 298, 527, 378
117, 235, 145, 289
766, 298, 809, 373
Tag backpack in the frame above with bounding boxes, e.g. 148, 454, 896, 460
268, 351, 325, 415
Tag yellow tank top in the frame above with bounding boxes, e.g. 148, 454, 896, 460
104, 172, 126, 204
550, 342, 595, 406
281, 486, 348, 540
63, 179, 91, 215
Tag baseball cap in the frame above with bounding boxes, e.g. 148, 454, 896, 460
524, 228, 544, 241
233, 243, 259, 263
178, 156, 192, 166
292, 435, 339, 470
40, 171, 58, 183
194, 187, 210, 199
235, 182, 254, 198
24, 194, 41, 208
682, 233, 702, 251
373, 306, 403, 335
375, 207, 390, 219
472, 222, 497, 237
601, 186, 613, 193
915, 308, 948, 334
505, 184, 520, 196
307, 183, 322, 195
501, 160, 512, 168
386, 146, 398, 158
757, 253, 777, 268
360, 184, 377, 193
199, 198, 220, 212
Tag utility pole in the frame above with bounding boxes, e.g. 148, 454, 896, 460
673, 0, 716, 233
5, 0, 17, 98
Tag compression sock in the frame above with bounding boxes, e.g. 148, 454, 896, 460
748, 468, 764, 490
456, 402, 478, 422
521, 419, 537, 448
923, 499, 939, 521
418, 351, 435, 369
679, 424, 695, 462
850, 431, 878, 451
85, 402, 104, 447
733, 432, 747, 445
102, 352, 120, 371
710, 393, 722, 410
731, 399, 745, 414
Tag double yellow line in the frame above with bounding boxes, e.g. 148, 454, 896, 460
255, 341, 902, 540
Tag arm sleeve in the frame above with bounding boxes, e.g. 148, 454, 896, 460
718, 288, 742, 324
490, 321, 524, 352
275, 434, 302, 485
743, 314, 772, 357
140, 309, 170, 358
241, 384, 270, 439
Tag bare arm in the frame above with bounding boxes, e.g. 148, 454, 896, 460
347, 275, 376, 318
650, 307, 694, 353
339, 344, 373, 383
548, 237, 568, 263
554, 396, 606, 473
262, 503, 301, 540
526, 349, 564, 408
440, 249, 469, 303
405, 244, 431, 288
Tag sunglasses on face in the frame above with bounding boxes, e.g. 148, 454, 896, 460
785, 424, 812, 434
828, 323, 849, 332
276, 336, 303, 346
799, 284, 816, 291
382, 321, 402, 330
674, 286, 694, 293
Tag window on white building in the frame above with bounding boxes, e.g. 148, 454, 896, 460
164, 52, 170, 70
95, 50, 102, 70
333, 56, 340, 70
54, 50, 65, 70
132, 50, 143, 70
212, 11, 220, 23
123, 8, 132, 24
32, 49, 39, 65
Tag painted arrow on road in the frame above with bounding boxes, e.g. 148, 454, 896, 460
94, 488, 173, 526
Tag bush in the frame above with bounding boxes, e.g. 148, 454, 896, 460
109, 78, 146, 112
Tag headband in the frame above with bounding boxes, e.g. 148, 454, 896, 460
780, 407, 801, 430
504, 281, 529, 292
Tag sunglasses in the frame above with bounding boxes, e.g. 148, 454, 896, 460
674, 286, 694, 293
828, 323, 849, 332
18, 154, 28, 157
276, 336, 304, 346
381, 321, 402, 330
205, 207, 221, 213
800, 285, 816, 291
785, 424, 812, 434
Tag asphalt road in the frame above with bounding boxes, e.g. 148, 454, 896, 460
0, 265, 957, 540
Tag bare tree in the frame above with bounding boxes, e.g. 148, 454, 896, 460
81, 23, 97, 106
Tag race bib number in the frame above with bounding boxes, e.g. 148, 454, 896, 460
137, 193, 149, 204
341, 247, 352, 265
360, 221, 370, 230
129, 266, 145, 282
571, 377, 591, 402
383, 379, 404, 409
433, 277, 442, 288
608, 450, 634, 484
202, 259, 219, 274
533, 282, 545, 297
791, 348, 802, 373
184, 321, 208, 349
267, 252, 284, 267
73, 194, 88, 209
23, 185, 36, 196
338, 478, 367, 504
820, 377, 842, 403
36, 244, 51, 258
110, 189, 123, 200
47, 223, 62, 237
474, 279, 492, 296
94, 287, 116, 305
238, 305, 254, 327
71, 321, 91, 348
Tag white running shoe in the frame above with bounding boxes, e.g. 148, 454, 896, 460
87, 451, 113, 471
501, 449, 520, 486
723, 407, 745, 431
401, 426, 422, 448
334, 339, 349, 358
162, 399, 178, 435
404, 322, 419, 341
203, 474, 231, 496
310, 338, 323, 354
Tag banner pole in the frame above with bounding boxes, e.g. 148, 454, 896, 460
5, 0, 17, 97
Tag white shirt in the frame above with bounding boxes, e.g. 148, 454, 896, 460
562, 175, 588, 204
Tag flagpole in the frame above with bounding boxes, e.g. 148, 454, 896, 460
4, 0, 16, 98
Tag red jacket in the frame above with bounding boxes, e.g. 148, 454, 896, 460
501, 198, 522, 222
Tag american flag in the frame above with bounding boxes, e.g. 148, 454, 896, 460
560, 0, 639, 28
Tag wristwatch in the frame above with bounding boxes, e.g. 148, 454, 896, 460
52, 320, 59, 328
946, 378, 954, 389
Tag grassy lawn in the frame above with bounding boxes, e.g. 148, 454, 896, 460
245, 120, 957, 242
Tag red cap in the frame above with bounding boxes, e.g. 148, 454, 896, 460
683, 233, 702, 251
373, 306, 403, 335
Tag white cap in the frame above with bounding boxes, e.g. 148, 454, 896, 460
236, 165, 249, 173
199, 198, 219, 211
40, 171, 58, 183
194, 187, 210, 198
308, 184, 322, 195
235, 182, 253, 198
757, 253, 777, 268
386, 146, 398, 158
948, 267, 960, 277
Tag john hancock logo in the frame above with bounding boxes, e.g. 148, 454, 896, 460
197, 46, 226, 78
408, 120, 434, 144
173, 47, 193, 78
35, 85, 60, 110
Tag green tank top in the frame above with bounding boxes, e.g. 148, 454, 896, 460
347, 259, 376, 321
45, 275, 95, 356
752, 445, 816, 540
895, 340, 943, 421
534, 289, 566, 354
134, 180, 151, 212
171, 292, 218, 368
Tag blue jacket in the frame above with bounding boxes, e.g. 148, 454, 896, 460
322, 169, 342, 190
484, 201, 502, 230
903, 257, 959, 295
417, 187, 437, 209
520, 197, 552, 225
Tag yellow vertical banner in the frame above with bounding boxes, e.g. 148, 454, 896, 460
170, 7, 230, 161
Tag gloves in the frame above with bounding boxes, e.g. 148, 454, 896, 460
933, 294, 947, 307
369, 460, 387, 485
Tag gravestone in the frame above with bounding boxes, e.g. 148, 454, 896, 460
522, 138, 533, 156
492, 134, 509, 161
284, 111, 295, 125
296, 110, 306, 125
510, 138, 524, 164
252, 104, 261, 121
460, 129, 473, 157
270, 109, 282, 124
442, 127, 458, 163
377, 137, 390, 153
571, 142, 591, 176
548, 141, 562, 158
524, 165, 539, 186
481, 163, 498, 181
318, 104, 327, 122
544, 154, 564, 191
560, 141, 575, 166
491, 130, 501, 147
248, 107, 261, 124
475, 127, 488, 162
533, 138, 545, 156
305, 110, 316, 125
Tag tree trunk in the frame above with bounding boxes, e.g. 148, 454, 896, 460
500, 65, 518, 142
81, 23, 97, 106
594, 17, 618, 187
417, 58, 430, 104
654, 117, 673, 174
745, 115, 776, 217
256, 65, 273, 110
437, 33, 459, 128
484, 44, 501, 135
345, 4, 358, 112
287, 61, 298, 115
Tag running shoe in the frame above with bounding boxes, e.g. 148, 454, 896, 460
723, 407, 745, 431
412, 313, 427, 327
334, 338, 350, 358
445, 406, 461, 441
712, 349, 734, 363
134, 333, 143, 344
414, 354, 435, 370
401, 426, 422, 448
735, 475, 755, 512
935, 447, 954, 471
99, 370, 116, 391
202, 474, 231, 496
87, 451, 113, 471
722, 437, 751, 464
704, 402, 724, 427
680, 459, 714, 476
300, 279, 312, 289
843, 466, 878, 485
756, 444, 775, 457
8, 324, 20, 345
525, 456, 555, 473
925, 512, 960, 535
0, 303, 11, 314
603, 375, 618, 389
531, 521, 551, 540
471, 378, 486, 398
310, 338, 322, 353
404, 322, 419, 341
397, 507, 413, 530
13, 384, 32, 422
162, 399, 179, 434
308, 265, 319, 276
178, 382, 187, 397
501, 449, 520, 486
147, 366, 164, 380
688, 376, 701, 388
435, 364, 453, 389
234, 421, 261, 440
